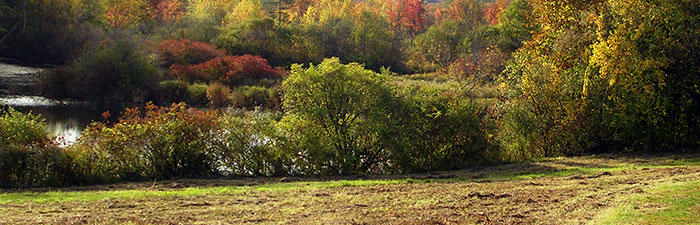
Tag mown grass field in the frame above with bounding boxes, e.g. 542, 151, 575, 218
1, 154, 698, 224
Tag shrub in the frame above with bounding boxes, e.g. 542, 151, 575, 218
157, 39, 225, 66
157, 80, 189, 105
388, 87, 493, 172
40, 36, 158, 108
69, 103, 220, 182
0, 108, 46, 146
0, 108, 72, 187
281, 58, 395, 175
186, 83, 209, 106
215, 110, 289, 176
171, 55, 283, 86
206, 82, 231, 107
37, 67, 77, 100
230, 86, 281, 109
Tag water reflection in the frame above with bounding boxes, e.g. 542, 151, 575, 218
0, 95, 102, 147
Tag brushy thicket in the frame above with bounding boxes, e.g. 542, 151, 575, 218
1, 59, 495, 187
38, 35, 158, 108
170, 54, 283, 86
157, 39, 225, 66
0, 108, 72, 188
70, 103, 221, 182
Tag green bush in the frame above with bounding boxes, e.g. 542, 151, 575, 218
0, 108, 46, 146
388, 86, 493, 172
39, 35, 158, 108
230, 85, 282, 109
157, 80, 189, 105
0, 108, 72, 187
215, 110, 289, 176
187, 83, 209, 106
281, 58, 396, 175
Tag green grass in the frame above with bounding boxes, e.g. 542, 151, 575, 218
0, 179, 432, 204
590, 180, 700, 225
1, 156, 698, 205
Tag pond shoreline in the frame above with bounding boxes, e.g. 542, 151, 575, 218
0, 62, 101, 147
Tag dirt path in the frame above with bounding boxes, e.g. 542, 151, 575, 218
0, 155, 698, 224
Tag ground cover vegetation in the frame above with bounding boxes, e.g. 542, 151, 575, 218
0, 155, 697, 224
0, 0, 698, 189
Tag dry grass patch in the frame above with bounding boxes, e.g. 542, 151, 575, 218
1, 154, 698, 224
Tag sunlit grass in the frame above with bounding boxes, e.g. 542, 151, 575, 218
0, 179, 431, 204
1, 155, 698, 204
590, 180, 700, 225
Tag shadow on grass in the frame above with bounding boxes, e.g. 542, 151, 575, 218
1, 153, 698, 196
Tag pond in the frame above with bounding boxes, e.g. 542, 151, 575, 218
1, 62, 102, 146
0, 95, 103, 146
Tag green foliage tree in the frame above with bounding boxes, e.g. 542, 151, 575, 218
349, 11, 397, 70
496, 0, 534, 51
216, 17, 293, 64
406, 19, 467, 71
182, 0, 237, 42
499, 0, 700, 157
41, 35, 158, 108
224, 0, 267, 25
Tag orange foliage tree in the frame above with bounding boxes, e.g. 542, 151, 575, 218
483, 0, 510, 25
386, 0, 426, 35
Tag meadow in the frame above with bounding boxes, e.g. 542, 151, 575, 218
1, 154, 698, 224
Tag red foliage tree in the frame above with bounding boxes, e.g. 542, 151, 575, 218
157, 39, 226, 66
386, 0, 426, 34
171, 55, 283, 86
483, 0, 510, 25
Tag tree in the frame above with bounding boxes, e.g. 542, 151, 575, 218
224, 0, 266, 25
446, 0, 483, 31
499, 0, 700, 156
301, 0, 355, 24
284, 0, 317, 23
183, 0, 238, 41
385, 0, 426, 36
406, 19, 466, 71
0, 0, 103, 63
483, 0, 510, 25
496, 0, 534, 51
153, 0, 185, 23
216, 17, 293, 64
349, 10, 396, 70
102, 0, 150, 28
